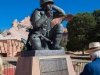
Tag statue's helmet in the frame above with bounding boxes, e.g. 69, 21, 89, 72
40, 0, 54, 7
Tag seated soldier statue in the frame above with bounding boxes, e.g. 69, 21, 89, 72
22, 0, 73, 50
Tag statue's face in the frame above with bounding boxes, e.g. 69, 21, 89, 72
42, 2, 53, 11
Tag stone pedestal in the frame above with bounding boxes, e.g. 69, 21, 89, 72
15, 50, 76, 75
21, 50, 66, 57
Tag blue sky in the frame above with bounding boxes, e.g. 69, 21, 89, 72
0, 0, 100, 32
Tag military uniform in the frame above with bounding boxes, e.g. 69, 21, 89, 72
29, 0, 66, 50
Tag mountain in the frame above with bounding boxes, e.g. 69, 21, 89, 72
1, 16, 31, 40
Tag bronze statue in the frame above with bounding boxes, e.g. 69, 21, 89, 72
22, 0, 73, 50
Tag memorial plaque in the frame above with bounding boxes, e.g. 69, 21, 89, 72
40, 58, 68, 75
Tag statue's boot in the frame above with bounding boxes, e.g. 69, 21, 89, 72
51, 24, 64, 50
52, 33, 64, 50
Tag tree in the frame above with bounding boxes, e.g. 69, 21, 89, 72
66, 12, 96, 54
92, 10, 100, 41
93, 10, 100, 24
0, 30, 2, 34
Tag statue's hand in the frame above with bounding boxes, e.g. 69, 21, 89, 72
45, 11, 53, 17
63, 14, 74, 21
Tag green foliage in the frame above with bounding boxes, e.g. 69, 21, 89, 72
92, 10, 100, 41
0, 30, 2, 34
93, 10, 100, 24
66, 12, 96, 52
21, 45, 27, 51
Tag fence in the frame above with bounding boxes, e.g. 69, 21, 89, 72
2, 58, 90, 75
72, 60, 90, 75
3, 61, 16, 75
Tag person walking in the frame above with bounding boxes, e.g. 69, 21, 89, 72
80, 42, 100, 75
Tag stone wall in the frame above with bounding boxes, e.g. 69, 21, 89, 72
0, 39, 23, 57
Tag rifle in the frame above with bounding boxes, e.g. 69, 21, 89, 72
21, 27, 52, 50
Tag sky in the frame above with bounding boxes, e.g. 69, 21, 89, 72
0, 0, 100, 32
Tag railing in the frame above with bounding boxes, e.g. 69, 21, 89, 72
3, 61, 16, 75
2, 58, 90, 75
72, 60, 90, 75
